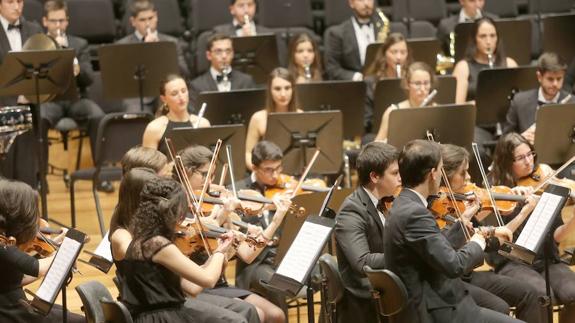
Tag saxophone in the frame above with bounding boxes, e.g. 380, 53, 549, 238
375, 8, 390, 43
436, 31, 455, 74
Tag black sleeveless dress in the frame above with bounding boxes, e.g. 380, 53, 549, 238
157, 119, 192, 157
121, 237, 197, 323
466, 59, 491, 102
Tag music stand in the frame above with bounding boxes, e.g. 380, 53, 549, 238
534, 103, 575, 165
197, 88, 266, 125
542, 13, 575, 63
363, 38, 442, 73
454, 19, 532, 65
0, 49, 75, 220
371, 76, 456, 132
265, 111, 343, 175
231, 34, 279, 84
165, 124, 247, 184
387, 104, 475, 149
475, 66, 538, 126
296, 80, 365, 139
98, 42, 179, 112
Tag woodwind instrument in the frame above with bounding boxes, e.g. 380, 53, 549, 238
375, 8, 390, 42
436, 32, 455, 74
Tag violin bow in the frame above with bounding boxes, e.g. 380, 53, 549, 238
219, 163, 229, 187
426, 131, 471, 240
225, 145, 239, 199
196, 140, 223, 216
471, 143, 505, 227
531, 155, 575, 193
290, 149, 321, 199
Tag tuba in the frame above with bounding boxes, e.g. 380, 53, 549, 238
375, 8, 390, 43
436, 31, 455, 75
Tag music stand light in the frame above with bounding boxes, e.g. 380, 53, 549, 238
232, 34, 279, 84
265, 111, 343, 175
98, 42, 179, 112
534, 103, 575, 165
198, 88, 266, 125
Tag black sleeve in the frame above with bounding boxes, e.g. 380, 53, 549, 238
0, 246, 40, 277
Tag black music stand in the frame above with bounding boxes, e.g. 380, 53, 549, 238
363, 38, 442, 73
542, 13, 575, 63
371, 76, 456, 132
534, 103, 575, 165
296, 80, 365, 140
0, 49, 75, 220
197, 88, 266, 125
98, 42, 179, 112
165, 124, 247, 183
454, 19, 532, 65
475, 66, 538, 126
387, 104, 475, 149
265, 111, 343, 175
232, 34, 279, 84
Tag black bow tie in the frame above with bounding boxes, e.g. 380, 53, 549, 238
234, 23, 243, 30
354, 17, 372, 28
216, 72, 231, 83
7, 23, 21, 31
537, 100, 549, 106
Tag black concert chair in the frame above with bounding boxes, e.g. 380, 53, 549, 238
484, 0, 519, 18
324, 0, 353, 28
318, 254, 345, 323
364, 266, 408, 322
100, 299, 134, 323
528, 0, 573, 14
392, 0, 448, 26
75, 280, 114, 323
67, 0, 117, 44
69, 112, 153, 236
22, 0, 43, 25
409, 21, 437, 38
188, 0, 230, 36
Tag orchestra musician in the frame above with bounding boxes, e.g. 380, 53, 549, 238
0, 179, 85, 323
213, 0, 269, 37
334, 141, 401, 323
245, 67, 302, 169
504, 52, 575, 145
440, 143, 544, 323
384, 139, 521, 323
374, 62, 436, 142
141, 74, 210, 156
287, 32, 323, 84
488, 132, 575, 322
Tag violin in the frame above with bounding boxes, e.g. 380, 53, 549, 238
516, 164, 575, 197
264, 174, 329, 199
18, 219, 60, 258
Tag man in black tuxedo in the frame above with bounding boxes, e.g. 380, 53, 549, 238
117, 0, 190, 113
504, 52, 575, 145
384, 139, 520, 323
40, 0, 109, 191
0, 0, 43, 187
189, 33, 256, 111
213, 0, 271, 37
436, 0, 498, 55
334, 141, 401, 323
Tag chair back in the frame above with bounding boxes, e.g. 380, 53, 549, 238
484, 0, 518, 17
319, 254, 344, 304
100, 299, 134, 323
189, 0, 231, 35
68, 0, 117, 44
528, 0, 573, 14
258, 0, 314, 28
93, 112, 153, 167
23, 0, 43, 25
392, 0, 447, 25
364, 266, 408, 317
75, 281, 114, 323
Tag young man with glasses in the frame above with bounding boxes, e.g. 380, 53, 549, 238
189, 33, 256, 110
504, 52, 575, 145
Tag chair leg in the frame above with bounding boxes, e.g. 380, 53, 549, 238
75, 132, 84, 171
70, 179, 76, 228
92, 181, 106, 237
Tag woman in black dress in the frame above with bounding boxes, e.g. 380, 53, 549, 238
0, 179, 85, 323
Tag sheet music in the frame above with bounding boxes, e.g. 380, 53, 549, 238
93, 232, 113, 262
36, 237, 81, 302
275, 221, 331, 283
515, 192, 562, 251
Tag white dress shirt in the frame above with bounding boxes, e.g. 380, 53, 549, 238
0, 15, 22, 51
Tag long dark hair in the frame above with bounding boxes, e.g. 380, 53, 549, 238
464, 17, 508, 67
365, 33, 412, 79
110, 168, 159, 236
265, 67, 298, 113
130, 178, 187, 242
489, 133, 538, 187
287, 33, 323, 81
0, 179, 39, 245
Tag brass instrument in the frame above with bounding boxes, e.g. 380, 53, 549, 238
22, 34, 60, 103
375, 8, 390, 43
436, 32, 455, 75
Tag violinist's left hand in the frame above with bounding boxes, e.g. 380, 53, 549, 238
247, 224, 263, 237
460, 196, 480, 223
493, 226, 513, 243
511, 186, 534, 196
222, 196, 241, 213
52, 227, 68, 245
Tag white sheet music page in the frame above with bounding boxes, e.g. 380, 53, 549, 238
275, 221, 331, 283
36, 237, 82, 303
515, 192, 562, 251
93, 232, 113, 262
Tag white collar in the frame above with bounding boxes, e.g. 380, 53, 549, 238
210, 66, 231, 80
458, 9, 482, 23
362, 186, 380, 210
406, 188, 428, 207
0, 15, 18, 32
134, 29, 158, 41
537, 87, 560, 104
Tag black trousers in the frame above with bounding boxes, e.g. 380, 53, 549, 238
185, 293, 260, 323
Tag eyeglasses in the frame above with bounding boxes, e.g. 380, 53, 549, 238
409, 81, 431, 88
513, 151, 536, 163
47, 18, 68, 24
211, 48, 233, 56
258, 165, 283, 175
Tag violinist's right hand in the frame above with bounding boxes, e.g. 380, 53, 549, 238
470, 231, 486, 250
511, 185, 534, 196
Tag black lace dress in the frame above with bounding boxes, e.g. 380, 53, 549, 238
121, 236, 197, 323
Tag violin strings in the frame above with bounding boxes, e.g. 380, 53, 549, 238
471, 143, 504, 227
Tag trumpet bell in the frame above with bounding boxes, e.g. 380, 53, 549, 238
436, 54, 455, 75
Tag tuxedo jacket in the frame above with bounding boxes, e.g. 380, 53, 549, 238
188, 69, 256, 110
334, 186, 386, 323
383, 189, 484, 323
504, 88, 575, 134
0, 17, 43, 106
436, 12, 498, 55
116, 32, 190, 79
